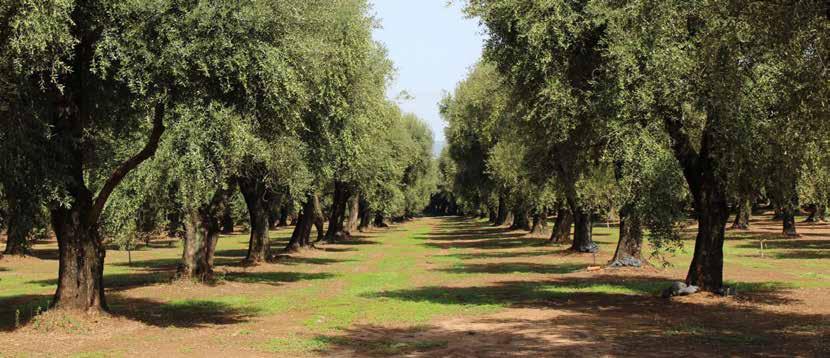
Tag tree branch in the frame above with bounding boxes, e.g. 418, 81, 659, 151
87, 102, 166, 226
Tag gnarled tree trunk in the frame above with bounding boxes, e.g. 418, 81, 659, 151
178, 186, 230, 281
530, 208, 548, 237
358, 198, 372, 232
325, 181, 352, 242
221, 204, 234, 234
285, 194, 319, 252
731, 195, 750, 230
510, 207, 531, 231
346, 194, 360, 233
609, 206, 643, 267
278, 204, 290, 227
239, 176, 271, 263
3, 204, 31, 256
494, 195, 508, 226
549, 207, 573, 243
51, 200, 107, 312
571, 208, 598, 253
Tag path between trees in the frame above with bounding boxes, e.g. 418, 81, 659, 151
0, 217, 828, 357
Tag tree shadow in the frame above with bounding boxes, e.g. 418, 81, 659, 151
440, 251, 555, 260
222, 271, 336, 286
109, 295, 257, 328
437, 263, 585, 275
354, 275, 823, 356
27, 271, 174, 292
271, 255, 353, 266
27, 248, 59, 261
736, 239, 830, 250
0, 294, 54, 331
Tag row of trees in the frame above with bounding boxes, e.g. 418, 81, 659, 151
437, 0, 829, 292
0, 0, 436, 314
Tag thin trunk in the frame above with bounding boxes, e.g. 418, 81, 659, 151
609, 206, 643, 267
549, 207, 573, 243
782, 188, 799, 236
530, 208, 548, 236
502, 211, 515, 228
239, 177, 271, 263
346, 194, 360, 233
571, 208, 598, 253
325, 181, 352, 242
313, 194, 325, 243
731, 195, 750, 230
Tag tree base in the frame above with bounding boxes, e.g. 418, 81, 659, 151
571, 242, 599, 253
607, 257, 643, 268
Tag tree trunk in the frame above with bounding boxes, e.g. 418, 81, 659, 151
221, 204, 234, 234
51, 203, 107, 312
530, 208, 548, 236
358, 198, 372, 232
804, 204, 826, 222
239, 176, 271, 263
549, 207, 573, 243
285, 194, 318, 252
3, 205, 30, 256
782, 206, 798, 236
510, 207, 531, 231
488, 205, 497, 224
609, 206, 643, 267
178, 187, 229, 281
346, 194, 360, 233
731, 195, 750, 230
494, 195, 508, 226
374, 212, 388, 228
278, 204, 290, 227
571, 209, 598, 253
325, 181, 352, 242
502, 211, 515, 228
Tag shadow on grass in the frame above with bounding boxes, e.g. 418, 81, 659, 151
27, 271, 174, 292
440, 251, 555, 260
272, 256, 353, 266
108, 295, 257, 328
438, 263, 585, 275
223, 271, 336, 286
0, 294, 52, 331
343, 272, 824, 356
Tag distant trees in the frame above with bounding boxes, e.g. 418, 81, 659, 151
454, 0, 830, 291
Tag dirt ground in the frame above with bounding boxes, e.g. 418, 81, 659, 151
0, 216, 828, 357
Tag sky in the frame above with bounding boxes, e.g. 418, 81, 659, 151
370, 1, 485, 156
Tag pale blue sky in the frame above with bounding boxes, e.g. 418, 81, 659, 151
370, 1, 485, 155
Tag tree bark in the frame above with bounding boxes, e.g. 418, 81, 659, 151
731, 195, 751, 230
609, 206, 643, 267
664, 110, 730, 292
178, 186, 229, 281
278, 204, 290, 227
571, 208, 598, 253
358, 198, 372, 232
346, 194, 360, 233
804, 204, 827, 222
239, 176, 271, 263
325, 181, 352, 242
488, 205, 497, 224
782, 206, 798, 236
51, 201, 107, 312
3, 201, 31, 256
494, 195, 508, 226
221, 204, 234, 234
530, 208, 548, 237
510, 207, 531, 231
549, 207, 573, 243
374, 212, 388, 228
285, 194, 319, 252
